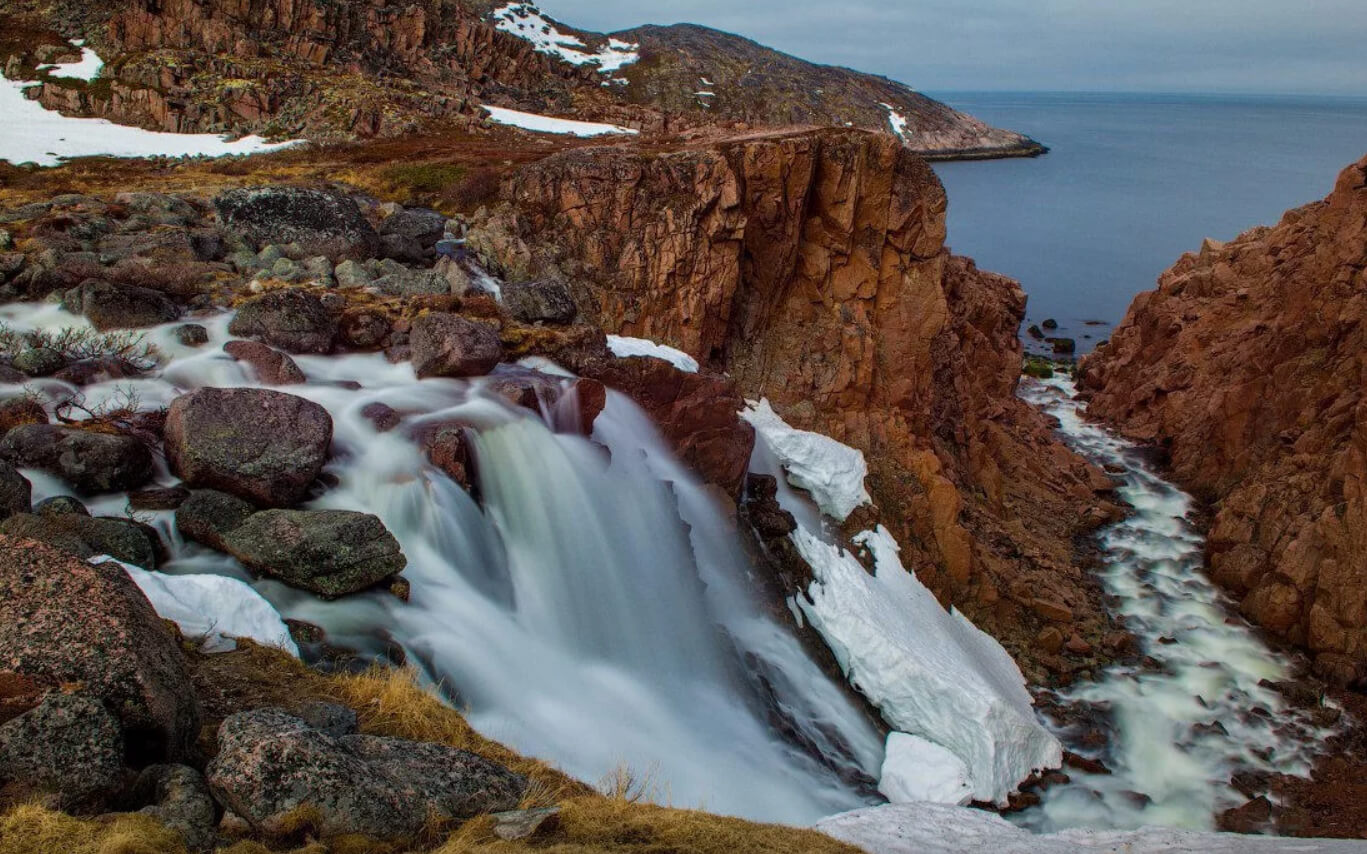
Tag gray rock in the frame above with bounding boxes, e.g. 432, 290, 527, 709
0, 511, 159, 568
223, 340, 306, 385
0, 541, 200, 762
228, 288, 337, 354
207, 709, 524, 840
0, 693, 125, 812
493, 806, 562, 841
434, 256, 473, 294
12, 347, 66, 377
63, 279, 182, 331
214, 187, 380, 261
175, 489, 257, 552
302, 256, 334, 285
295, 701, 358, 738
34, 495, 89, 516
0, 460, 30, 519
223, 509, 406, 597
269, 257, 304, 282
502, 280, 577, 325
128, 486, 191, 512
175, 323, 210, 347
411, 313, 503, 379
0, 424, 154, 493
255, 245, 284, 267
0, 251, 24, 283
164, 388, 332, 507
374, 269, 451, 297
333, 259, 372, 290
134, 765, 218, 853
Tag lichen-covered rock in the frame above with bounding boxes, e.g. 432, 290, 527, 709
0, 512, 159, 568
374, 269, 452, 297
207, 708, 524, 839
0, 460, 31, 519
214, 188, 380, 261
0, 536, 200, 762
174, 489, 257, 552
228, 289, 337, 354
133, 764, 219, 852
165, 388, 332, 507
379, 207, 446, 263
410, 313, 503, 378
0, 693, 125, 812
0, 424, 154, 494
502, 280, 577, 324
222, 509, 406, 597
62, 279, 182, 330
224, 340, 306, 385
175, 324, 210, 347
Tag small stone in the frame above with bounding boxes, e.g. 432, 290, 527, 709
175, 324, 210, 347
334, 259, 372, 289
1037, 626, 1065, 655
1031, 597, 1074, 623
492, 806, 562, 841
1065, 633, 1093, 655
35, 495, 89, 517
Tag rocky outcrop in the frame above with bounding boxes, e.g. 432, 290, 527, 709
0, 423, 154, 494
469, 127, 1117, 668
1080, 155, 1367, 683
214, 187, 380, 261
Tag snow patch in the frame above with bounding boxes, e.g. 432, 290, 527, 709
606, 335, 699, 373
878, 732, 973, 805
38, 41, 103, 82
881, 102, 909, 142
0, 75, 297, 167
740, 399, 870, 521
492, 3, 639, 72
94, 557, 299, 657
817, 803, 1367, 854
482, 105, 637, 137
795, 525, 1061, 805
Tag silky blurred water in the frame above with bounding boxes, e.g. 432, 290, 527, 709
932, 92, 1367, 353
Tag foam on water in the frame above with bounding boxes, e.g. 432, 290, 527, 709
1017, 375, 1332, 831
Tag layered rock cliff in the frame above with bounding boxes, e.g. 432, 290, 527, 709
1081, 154, 1367, 683
468, 128, 1118, 672
0, 0, 1041, 157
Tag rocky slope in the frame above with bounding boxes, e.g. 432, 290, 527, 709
1080, 154, 1367, 684
465, 127, 1120, 676
0, 0, 1041, 157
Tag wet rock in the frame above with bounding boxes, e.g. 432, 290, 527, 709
414, 423, 473, 488
0, 424, 154, 493
1048, 337, 1076, 355
1042, 318, 1058, 330
174, 489, 257, 552
12, 347, 66, 377
133, 764, 218, 853
223, 340, 306, 385
63, 280, 181, 331
35, 495, 88, 516
374, 269, 451, 297
379, 207, 446, 263
0, 461, 30, 519
129, 486, 191, 511
492, 806, 562, 841
1062, 751, 1111, 775
502, 280, 576, 324
411, 313, 503, 379
0, 512, 159, 568
214, 188, 380, 261
175, 324, 210, 347
222, 509, 406, 597
339, 309, 391, 349
0, 537, 200, 762
571, 378, 605, 434
228, 289, 337, 354
1219, 795, 1274, 834
165, 388, 332, 507
361, 403, 402, 432
207, 708, 524, 839
0, 693, 125, 812
741, 473, 797, 539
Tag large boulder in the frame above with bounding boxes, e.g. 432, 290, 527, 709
411, 313, 503, 379
0, 424, 154, 494
207, 709, 524, 840
223, 340, 306, 385
0, 693, 125, 812
0, 536, 200, 762
379, 207, 446, 263
165, 388, 332, 508
174, 489, 257, 552
214, 187, 380, 261
502, 280, 577, 325
228, 289, 337, 355
0, 512, 158, 568
222, 509, 405, 597
62, 280, 181, 331
374, 269, 451, 297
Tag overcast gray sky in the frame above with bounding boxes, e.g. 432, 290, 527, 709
536, 0, 1367, 95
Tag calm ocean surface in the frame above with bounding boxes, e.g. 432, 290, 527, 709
930, 92, 1367, 352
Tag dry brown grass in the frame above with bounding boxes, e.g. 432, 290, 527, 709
0, 803, 188, 854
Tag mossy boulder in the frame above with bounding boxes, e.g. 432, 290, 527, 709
222, 509, 405, 597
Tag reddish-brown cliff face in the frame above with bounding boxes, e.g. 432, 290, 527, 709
469, 128, 1121, 673
1081, 154, 1367, 683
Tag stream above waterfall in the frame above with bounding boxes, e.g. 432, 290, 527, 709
1016, 376, 1335, 832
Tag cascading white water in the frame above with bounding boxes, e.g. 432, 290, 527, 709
0, 304, 884, 825
1017, 376, 1332, 832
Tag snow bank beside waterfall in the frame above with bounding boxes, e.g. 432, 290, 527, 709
817, 803, 1367, 854
606, 335, 699, 372
482, 105, 637, 137
741, 399, 871, 521
795, 525, 1061, 806
492, 3, 639, 72
93, 557, 298, 657
879, 733, 973, 805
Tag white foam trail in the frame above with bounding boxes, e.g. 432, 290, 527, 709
1018, 375, 1333, 831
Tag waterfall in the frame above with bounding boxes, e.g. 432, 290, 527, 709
0, 306, 884, 825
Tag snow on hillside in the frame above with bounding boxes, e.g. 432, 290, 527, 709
606, 335, 700, 372
38, 41, 103, 81
492, 3, 639, 73
881, 102, 910, 142
795, 526, 1062, 806
482, 105, 638, 137
741, 399, 871, 521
